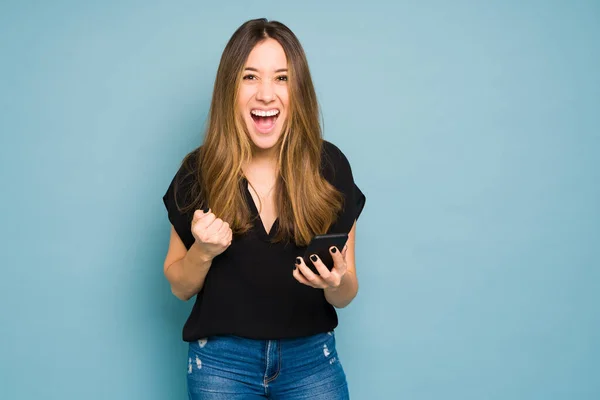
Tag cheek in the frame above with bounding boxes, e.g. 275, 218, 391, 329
237, 101, 246, 118
237, 87, 253, 113
277, 87, 290, 108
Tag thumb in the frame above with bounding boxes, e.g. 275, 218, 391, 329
193, 207, 211, 222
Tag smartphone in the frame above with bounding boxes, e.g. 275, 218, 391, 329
302, 233, 348, 274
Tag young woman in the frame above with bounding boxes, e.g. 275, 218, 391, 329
162, 18, 366, 400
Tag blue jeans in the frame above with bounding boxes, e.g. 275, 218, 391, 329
186, 331, 350, 399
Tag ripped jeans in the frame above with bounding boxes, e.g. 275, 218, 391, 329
186, 331, 350, 399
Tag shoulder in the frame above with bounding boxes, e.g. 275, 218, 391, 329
179, 147, 201, 180
322, 139, 348, 164
321, 139, 366, 229
321, 139, 355, 184
162, 147, 203, 249
169, 147, 202, 196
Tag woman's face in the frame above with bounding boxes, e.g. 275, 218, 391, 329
238, 38, 289, 155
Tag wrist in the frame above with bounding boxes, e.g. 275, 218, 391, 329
188, 242, 214, 264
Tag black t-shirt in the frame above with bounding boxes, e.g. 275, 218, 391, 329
163, 140, 366, 341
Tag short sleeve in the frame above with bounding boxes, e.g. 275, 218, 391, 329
322, 141, 366, 233
162, 152, 201, 250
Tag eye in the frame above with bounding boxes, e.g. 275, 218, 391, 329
276, 75, 288, 82
243, 74, 257, 80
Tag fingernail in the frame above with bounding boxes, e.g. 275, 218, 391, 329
294, 265, 297, 270
310, 255, 318, 262
202, 207, 209, 213
331, 247, 337, 253
295, 257, 301, 265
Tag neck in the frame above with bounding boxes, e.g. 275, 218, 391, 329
250, 144, 278, 166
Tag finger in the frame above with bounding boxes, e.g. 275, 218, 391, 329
194, 212, 216, 230
293, 263, 316, 287
295, 257, 326, 289
341, 244, 348, 259
205, 218, 224, 236
192, 214, 217, 242
311, 253, 342, 287
192, 208, 211, 223
217, 221, 230, 235
216, 224, 232, 245
330, 246, 347, 275
308, 254, 332, 280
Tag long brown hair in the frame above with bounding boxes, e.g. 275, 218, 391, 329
176, 18, 343, 246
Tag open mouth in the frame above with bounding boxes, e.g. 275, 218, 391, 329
250, 109, 279, 134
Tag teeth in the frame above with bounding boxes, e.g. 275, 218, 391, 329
251, 109, 279, 117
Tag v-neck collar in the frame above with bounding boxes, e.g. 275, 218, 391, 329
242, 176, 279, 240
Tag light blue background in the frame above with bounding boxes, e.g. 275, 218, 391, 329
1, 1, 598, 399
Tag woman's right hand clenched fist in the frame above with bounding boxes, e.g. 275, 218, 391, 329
191, 208, 233, 260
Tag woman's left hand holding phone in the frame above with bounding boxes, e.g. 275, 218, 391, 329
293, 245, 348, 290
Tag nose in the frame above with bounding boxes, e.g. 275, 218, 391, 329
256, 80, 275, 103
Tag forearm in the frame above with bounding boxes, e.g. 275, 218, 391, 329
324, 272, 358, 308
165, 242, 213, 301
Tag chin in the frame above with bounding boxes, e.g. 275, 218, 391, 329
245, 118, 284, 152
248, 133, 281, 151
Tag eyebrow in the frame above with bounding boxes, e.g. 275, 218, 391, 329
244, 67, 288, 73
